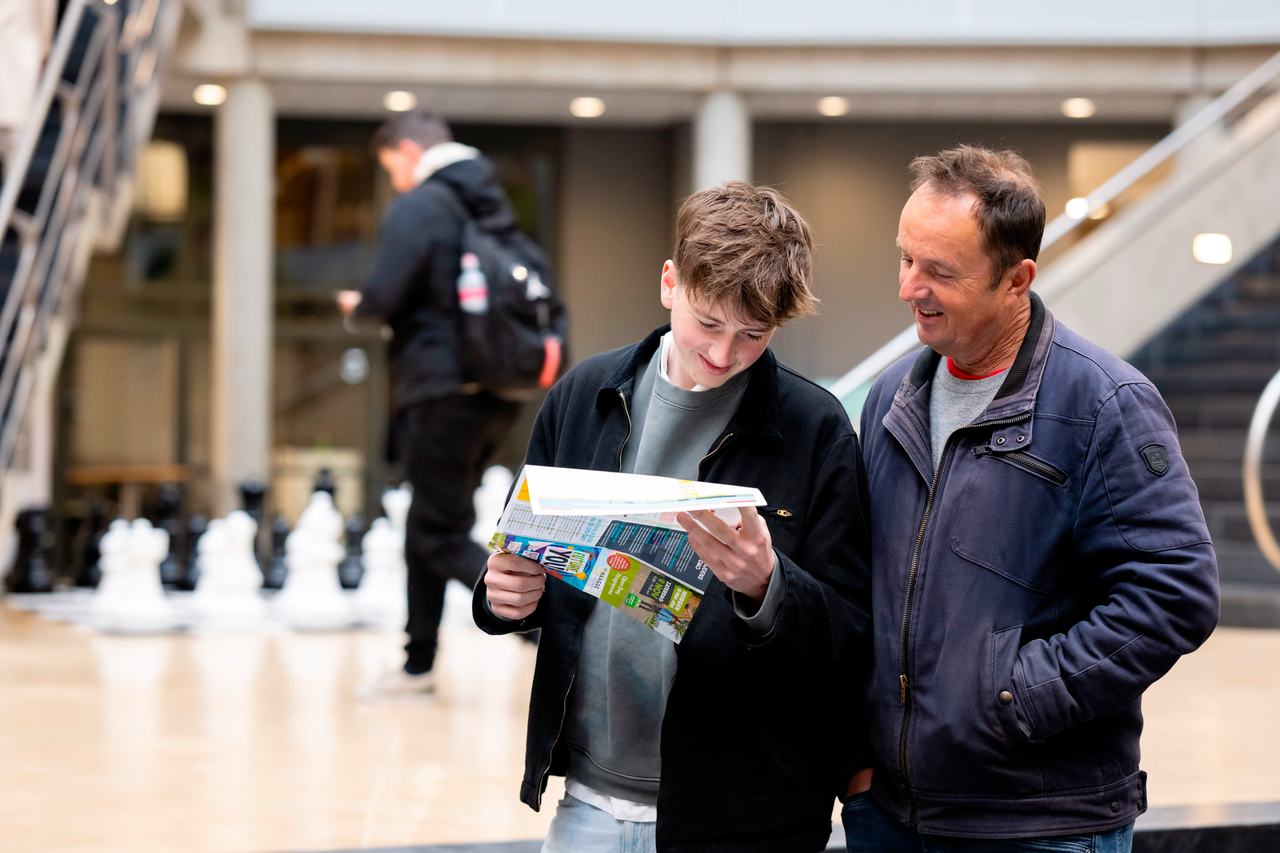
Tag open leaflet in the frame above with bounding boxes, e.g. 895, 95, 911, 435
487, 465, 766, 643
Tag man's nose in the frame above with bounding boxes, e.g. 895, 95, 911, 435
899, 268, 928, 304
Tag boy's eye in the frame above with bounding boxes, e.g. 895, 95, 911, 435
744, 333, 763, 342
698, 320, 717, 331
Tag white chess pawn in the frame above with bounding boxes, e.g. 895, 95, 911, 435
353, 517, 407, 628
192, 513, 266, 629
274, 491, 351, 631
382, 485, 411, 541
92, 519, 174, 633
470, 465, 514, 547
90, 519, 132, 630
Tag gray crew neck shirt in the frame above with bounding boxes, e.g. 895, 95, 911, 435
563, 336, 754, 805
929, 356, 1007, 471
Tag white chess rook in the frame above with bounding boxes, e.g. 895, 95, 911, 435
274, 491, 351, 631
91, 519, 176, 633
191, 512, 267, 629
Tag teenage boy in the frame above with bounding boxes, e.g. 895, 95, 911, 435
473, 182, 873, 853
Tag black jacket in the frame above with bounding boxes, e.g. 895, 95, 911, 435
860, 296, 1218, 837
357, 156, 518, 408
472, 327, 874, 853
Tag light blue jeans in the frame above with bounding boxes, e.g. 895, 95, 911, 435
541, 793, 657, 853
843, 791, 1134, 853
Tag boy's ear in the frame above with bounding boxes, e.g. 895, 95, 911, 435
660, 261, 678, 310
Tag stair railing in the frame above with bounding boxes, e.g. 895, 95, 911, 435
0, 0, 178, 482
826, 47, 1280, 404
1245, 368, 1280, 573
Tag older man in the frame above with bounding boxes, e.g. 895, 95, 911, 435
847, 146, 1219, 852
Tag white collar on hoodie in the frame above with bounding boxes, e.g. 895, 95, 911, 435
412, 141, 480, 186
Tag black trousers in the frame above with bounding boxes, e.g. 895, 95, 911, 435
397, 392, 520, 673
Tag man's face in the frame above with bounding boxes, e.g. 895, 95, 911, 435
378, 139, 426, 194
897, 187, 1021, 363
660, 261, 776, 390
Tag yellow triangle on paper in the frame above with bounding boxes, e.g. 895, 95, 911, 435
517, 477, 531, 503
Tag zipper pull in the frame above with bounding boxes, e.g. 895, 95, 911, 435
972, 444, 993, 457
900, 674, 908, 703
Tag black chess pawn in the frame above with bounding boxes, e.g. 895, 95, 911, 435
338, 512, 364, 589
7, 508, 54, 593
76, 499, 107, 588
179, 514, 207, 591
155, 484, 183, 588
263, 514, 290, 589
313, 468, 336, 497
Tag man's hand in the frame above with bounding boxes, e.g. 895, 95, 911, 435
336, 289, 363, 316
677, 506, 774, 603
484, 552, 546, 620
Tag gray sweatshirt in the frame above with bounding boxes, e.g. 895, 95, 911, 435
563, 335, 782, 806
929, 356, 1007, 470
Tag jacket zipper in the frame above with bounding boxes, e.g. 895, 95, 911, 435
535, 673, 574, 810
617, 391, 633, 472
972, 445, 1067, 484
696, 432, 735, 481
896, 412, 1031, 824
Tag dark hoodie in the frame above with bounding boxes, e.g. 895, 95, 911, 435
357, 155, 518, 409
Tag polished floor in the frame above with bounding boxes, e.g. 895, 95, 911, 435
1, 587, 1278, 853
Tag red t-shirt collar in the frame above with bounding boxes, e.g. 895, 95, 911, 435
946, 357, 1008, 381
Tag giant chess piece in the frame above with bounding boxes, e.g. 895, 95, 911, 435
76, 500, 107, 588
470, 465, 514, 547
239, 477, 267, 574
382, 484, 411, 542
263, 514, 290, 590
91, 519, 175, 633
338, 513, 364, 589
178, 514, 207, 591
313, 468, 336, 498
274, 490, 351, 630
353, 517, 407, 628
191, 512, 267, 629
156, 484, 183, 588
6, 508, 54, 593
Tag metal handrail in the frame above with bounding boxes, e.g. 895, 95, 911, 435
827, 47, 1280, 403
1245, 368, 1280, 573
0, 0, 178, 479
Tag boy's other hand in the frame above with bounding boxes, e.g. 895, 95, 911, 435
677, 506, 773, 604
336, 289, 362, 316
485, 552, 546, 620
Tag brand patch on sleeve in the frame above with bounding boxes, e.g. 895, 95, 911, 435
1140, 443, 1169, 477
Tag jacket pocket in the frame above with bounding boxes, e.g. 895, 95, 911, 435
991, 626, 1035, 752
951, 449, 1075, 593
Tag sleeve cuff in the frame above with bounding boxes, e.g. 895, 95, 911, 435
482, 588, 520, 623
732, 552, 785, 636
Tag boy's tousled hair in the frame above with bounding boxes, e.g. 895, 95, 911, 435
370, 110, 452, 155
909, 145, 1045, 288
672, 181, 818, 327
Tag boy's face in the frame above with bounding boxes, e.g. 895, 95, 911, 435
378, 138, 426, 194
660, 261, 776, 390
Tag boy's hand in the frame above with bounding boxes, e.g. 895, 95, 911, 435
677, 506, 774, 604
485, 552, 546, 620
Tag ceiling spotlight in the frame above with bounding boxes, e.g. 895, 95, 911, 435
1061, 97, 1097, 119
817, 96, 850, 117
383, 91, 417, 112
1192, 233, 1232, 265
192, 84, 226, 106
1065, 197, 1090, 219
570, 97, 606, 118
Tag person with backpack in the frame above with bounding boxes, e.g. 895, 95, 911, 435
338, 110, 566, 701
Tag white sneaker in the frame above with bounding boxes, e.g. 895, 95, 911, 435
355, 668, 438, 703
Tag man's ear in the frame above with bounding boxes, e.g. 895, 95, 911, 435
1005, 258, 1036, 299
660, 261, 678, 310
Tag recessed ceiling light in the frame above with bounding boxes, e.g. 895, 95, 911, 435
383, 91, 417, 112
570, 97, 606, 118
1065, 197, 1090, 219
817, 96, 850, 117
192, 84, 226, 106
1061, 97, 1097, 119
1192, 233, 1232, 265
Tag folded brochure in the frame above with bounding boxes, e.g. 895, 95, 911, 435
488, 465, 766, 643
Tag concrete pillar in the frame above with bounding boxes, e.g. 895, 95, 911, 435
1175, 93, 1222, 174
211, 79, 274, 516
693, 91, 752, 192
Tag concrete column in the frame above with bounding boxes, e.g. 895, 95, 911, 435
693, 91, 752, 192
211, 79, 274, 516
1175, 93, 1222, 174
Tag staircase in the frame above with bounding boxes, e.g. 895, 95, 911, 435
1129, 239, 1280, 625
0, 0, 180, 562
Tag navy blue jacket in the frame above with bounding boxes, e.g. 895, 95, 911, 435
473, 327, 873, 852
859, 295, 1219, 838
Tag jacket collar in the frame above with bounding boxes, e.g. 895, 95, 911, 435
887, 292, 1055, 479
595, 325, 785, 442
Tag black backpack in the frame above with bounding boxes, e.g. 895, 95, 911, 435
429, 182, 570, 400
